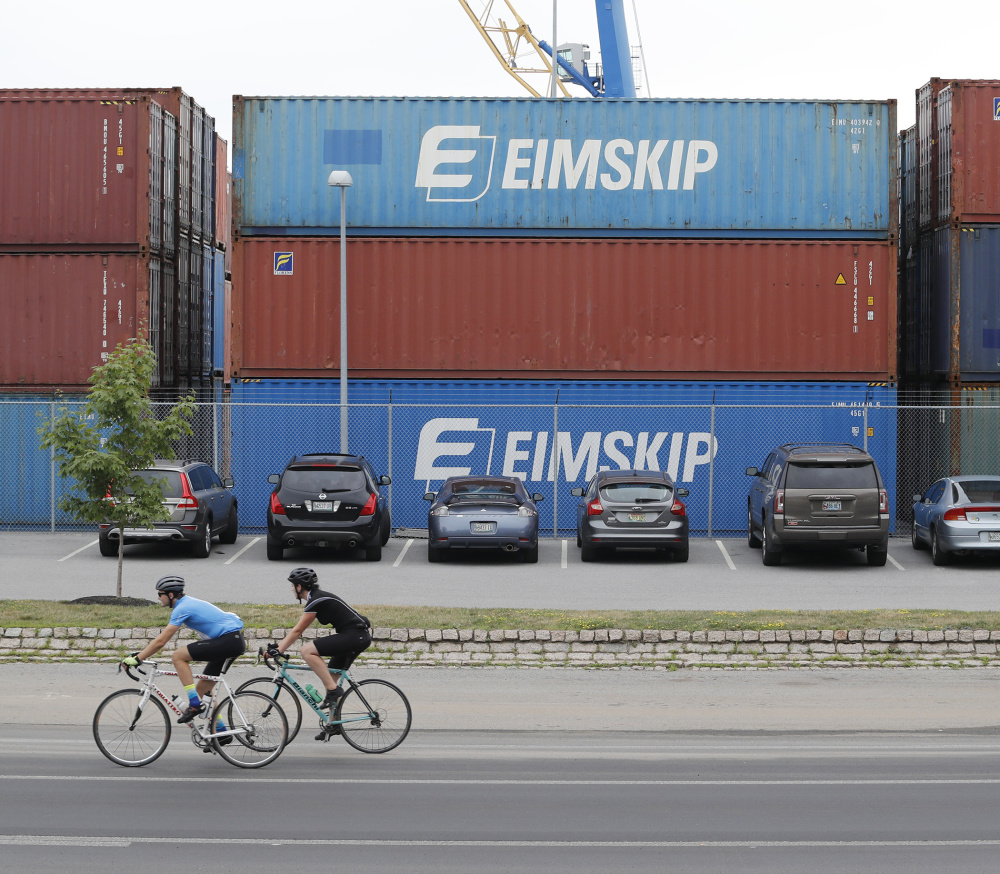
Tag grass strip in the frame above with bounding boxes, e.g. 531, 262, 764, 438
3, 601, 1000, 632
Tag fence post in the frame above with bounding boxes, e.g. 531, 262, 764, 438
50, 397, 56, 533
708, 395, 715, 538
387, 390, 393, 522
863, 405, 869, 452
212, 398, 219, 474
552, 391, 560, 538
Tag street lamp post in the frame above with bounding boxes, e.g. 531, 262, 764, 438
327, 170, 353, 453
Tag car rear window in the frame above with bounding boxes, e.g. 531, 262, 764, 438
600, 482, 672, 503
449, 481, 520, 502
958, 481, 1000, 503
134, 470, 184, 498
785, 462, 877, 490
282, 468, 366, 492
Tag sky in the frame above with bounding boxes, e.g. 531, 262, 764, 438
4, 0, 999, 162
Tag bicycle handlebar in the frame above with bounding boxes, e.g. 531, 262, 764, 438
258, 646, 289, 671
118, 661, 147, 682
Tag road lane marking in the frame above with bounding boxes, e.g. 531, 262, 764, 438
888, 553, 905, 571
561, 540, 568, 569
223, 537, 260, 565
393, 539, 414, 567
57, 540, 99, 562
4, 835, 1000, 848
715, 540, 737, 570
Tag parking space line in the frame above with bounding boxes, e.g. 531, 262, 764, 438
887, 553, 905, 571
561, 539, 568, 569
57, 540, 99, 562
715, 539, 737, 570
223, 537, 259, 565
393, 539, 414, 567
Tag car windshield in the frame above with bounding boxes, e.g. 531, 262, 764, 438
785, 462, 877, 490
131, 469, 183, 498
282, 468, 366, 492
600, 482, 672, 503
958, 480, 1000, 503
448, 481, 520, 502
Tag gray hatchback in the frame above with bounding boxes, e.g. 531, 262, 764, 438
746, 443, 889, 567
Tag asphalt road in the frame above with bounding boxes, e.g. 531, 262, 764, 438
7, 530, 1000, 610
3, 726, 1000, 873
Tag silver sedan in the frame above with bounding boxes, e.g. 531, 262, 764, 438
912, 475, 1000, 565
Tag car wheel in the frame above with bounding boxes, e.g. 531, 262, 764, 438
673, 541, 690, 563
427, 543, 444, 563
365, 542, 382, 562
380, 515, 391, 547
576, 532, 582, 548
191, 518, 212, 558
761, 524, 782, 566
99, 536, 118, 557
266, 538, 283, 561
219, 505, 238, 545
522, 545, 538, 563
867, 541, 888, 567
911, 519, 926, 550
580, 543, 598, 562
931, 528, 951, 566
747, 507, 762, 548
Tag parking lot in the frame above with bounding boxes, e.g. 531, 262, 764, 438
8, 530, 1000, 611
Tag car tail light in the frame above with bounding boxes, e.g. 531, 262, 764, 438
359, 493, 377, 516
944, 506, 993, 522
670, 499, 686, 517
774, 491, 785, 514
879, 489, 889, 514
176, 473, 198, 510
587, 499, 603, 516
270, 492, 286, 515
105, 487, 115, 509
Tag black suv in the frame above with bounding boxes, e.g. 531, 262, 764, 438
266, 454, 391, 562
746, 443, 890, 567
98, 460, 238, 559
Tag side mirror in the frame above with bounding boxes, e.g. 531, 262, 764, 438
676, 488, 689, 498
222, 476, 235, 489
911, 494, 922, 503
423, 492, 436, 501
267, 474, 280, 484
532, 493, 544, 502
379, 475, 392, 486
570, 487, 585, 497
745, 467, 759, 477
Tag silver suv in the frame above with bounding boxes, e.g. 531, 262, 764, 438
746, 443, 889, 567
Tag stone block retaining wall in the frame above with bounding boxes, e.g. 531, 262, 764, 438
3, 626, 1000, 668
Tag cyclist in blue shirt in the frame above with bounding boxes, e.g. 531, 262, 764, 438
121, 576, 246, 726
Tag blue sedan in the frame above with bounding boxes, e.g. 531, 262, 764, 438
912, 475, 1000, 565
424, 476, 545, 563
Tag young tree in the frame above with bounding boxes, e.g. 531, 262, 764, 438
39, 339, 195, 597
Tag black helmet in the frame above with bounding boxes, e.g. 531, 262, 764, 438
288, 567, 318, 590
155, 575, 185, 594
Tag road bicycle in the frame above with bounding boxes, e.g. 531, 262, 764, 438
237, 649, 411, 753
93, 660, 289, 769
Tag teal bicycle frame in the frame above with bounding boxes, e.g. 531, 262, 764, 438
263, 657, 378, 729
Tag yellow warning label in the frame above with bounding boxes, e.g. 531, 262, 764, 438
867, 296, 874, 306
867, 427, 874, 437
836, 274, 847, 285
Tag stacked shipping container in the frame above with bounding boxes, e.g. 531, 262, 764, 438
0, 89, 225, 391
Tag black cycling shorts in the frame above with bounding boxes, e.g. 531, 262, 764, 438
186, 630, 246, 677
312, 628, 372, 671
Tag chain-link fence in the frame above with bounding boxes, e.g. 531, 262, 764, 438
7, 398, 999, 537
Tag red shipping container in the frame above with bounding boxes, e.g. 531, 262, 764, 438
232, 237, 896, 382
214, 134, 232, 256
0, 252, 158, 388
0, 97, 159, 251
936, 80, 1000, 224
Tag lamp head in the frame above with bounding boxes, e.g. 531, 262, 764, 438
327, 170, 354, 188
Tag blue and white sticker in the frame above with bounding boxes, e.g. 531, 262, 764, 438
994, 97, 1000, 121
274, 252, 293, 275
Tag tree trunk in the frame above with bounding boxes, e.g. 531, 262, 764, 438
116, 524, 124, 598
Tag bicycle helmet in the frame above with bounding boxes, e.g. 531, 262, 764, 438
155, 575, 186, 594
288, 567, 318, 590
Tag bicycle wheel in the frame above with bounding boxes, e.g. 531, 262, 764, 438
335, 679, 411, 754
213, 691, 288, 769
93, 689, 171, 767
235, 676, 304, 743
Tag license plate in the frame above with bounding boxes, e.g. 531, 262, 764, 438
313, 501, 333, 511
989, 532, 1000, 542
472, 522, 496, 533
627, 513, 646, 522
822, 500, 842, 511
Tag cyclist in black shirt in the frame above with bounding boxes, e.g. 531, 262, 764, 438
268, 568, 372, 710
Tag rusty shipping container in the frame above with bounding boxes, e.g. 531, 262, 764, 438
0, 252, 170, 388
214, 134, 232, 258
232, 237, 896, 381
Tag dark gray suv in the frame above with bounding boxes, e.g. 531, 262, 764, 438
746, 443, 889, 567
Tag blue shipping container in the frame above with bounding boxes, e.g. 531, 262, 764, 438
226, 379, 898, 535
233, 97, 896, 237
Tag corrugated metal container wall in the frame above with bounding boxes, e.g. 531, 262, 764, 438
0, 253, 155, 387
928, 224, 1000, 381
917, 79, 947, 230
163, 111, 178, 258
936, 81, 1000, 224
212, 250, 228, 376
0, 97, 156, 250
214, 135, 231, 253
232, 96, 896, 237
201, 243, 213, 376
176, 239, 190, 379
232, 237, 896, 381
201, 114, 215, 243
